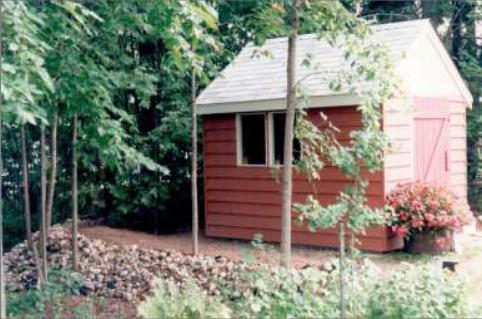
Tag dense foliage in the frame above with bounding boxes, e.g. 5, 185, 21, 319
138, 280, 231, 319
138, 263, 481, 319
1, 0, 480, 250
386, 182, 472, 239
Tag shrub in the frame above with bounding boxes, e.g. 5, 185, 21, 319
364, 264, 481, 318
137, 279, 231, 319
137, 263, 480, 319
7, 269, 84, 319
222, 266, 329, 319
385, 182, 472, 240
222, 262, 479, 319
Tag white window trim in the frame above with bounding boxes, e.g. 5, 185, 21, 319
268, 111, 285, 167
236, 112, 269, 167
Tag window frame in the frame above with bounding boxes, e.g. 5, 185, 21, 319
268, 111, 301, 167
268, 111, 284, 167
236, 112, 269, 167
236, 111, 300, 168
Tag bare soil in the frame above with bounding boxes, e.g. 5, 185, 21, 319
80, 225, 338, 268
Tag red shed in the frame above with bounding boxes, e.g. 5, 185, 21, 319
196, 20, 473, 252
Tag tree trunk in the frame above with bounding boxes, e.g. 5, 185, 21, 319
21, 125, 44, 287
21, 125, 33, 245
0, 98, 6, 319
339, 222, 346, 319
40, 124, 48, 282
72, 115, 79, 271
191, 69, 199, 255
280, 0, 299, 268
46, 112, 58, 230
451, 0, 464, 67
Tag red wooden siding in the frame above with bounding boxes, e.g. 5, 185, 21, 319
203, 107, 402, 252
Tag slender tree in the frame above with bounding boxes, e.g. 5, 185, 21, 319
72, 115, 79, 271
39, 124, 48, 282
0, 1, 6, 314
280, 0, 299, 268
0, 90, 5, 319
20, 126, 33, 243
46, 111, 58, 229
20, 125, 44, 287
191, 69, 199, 255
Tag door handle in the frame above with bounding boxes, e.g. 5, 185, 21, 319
445, 151, 449, 171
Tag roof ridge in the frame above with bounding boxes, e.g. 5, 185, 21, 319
252, 19, 429, 46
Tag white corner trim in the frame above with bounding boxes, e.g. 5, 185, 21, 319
197, 94, 361, 115
235, 113, 242, 166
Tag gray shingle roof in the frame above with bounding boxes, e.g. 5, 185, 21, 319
197, 20, 428, 107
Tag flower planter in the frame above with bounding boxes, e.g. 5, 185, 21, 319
405, 230, 454, 254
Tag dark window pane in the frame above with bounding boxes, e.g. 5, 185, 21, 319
273, 113, 301, 165
241, 114, 266, 165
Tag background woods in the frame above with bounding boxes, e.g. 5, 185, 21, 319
1, 0, 480, 251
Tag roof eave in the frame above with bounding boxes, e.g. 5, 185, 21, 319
197, 94, 362, 115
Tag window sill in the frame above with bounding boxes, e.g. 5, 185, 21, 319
237, 164, 268, 168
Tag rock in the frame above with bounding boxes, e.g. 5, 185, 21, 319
321, 261, 335, 272
80, 281, 95, 296
3, 224, 330, 302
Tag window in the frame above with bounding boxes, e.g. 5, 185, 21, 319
239, 113, 266, 165
271, 113, 301, 165
236, 112, 300, 166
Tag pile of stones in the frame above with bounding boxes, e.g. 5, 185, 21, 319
4, 225, 334, 301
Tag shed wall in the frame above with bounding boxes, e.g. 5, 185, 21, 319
448, 99, 468, 201
383, 97, 468, 203
383, 98, 414, 193
203, 106, 402, 252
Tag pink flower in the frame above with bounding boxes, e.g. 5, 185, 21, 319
435, 237, 447, 248
395, 226, 408, 237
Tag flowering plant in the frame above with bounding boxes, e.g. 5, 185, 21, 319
385, 182, 472, 240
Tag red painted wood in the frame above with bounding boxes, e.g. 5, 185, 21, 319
206, 225, 402, 252
202, 107, 399, 251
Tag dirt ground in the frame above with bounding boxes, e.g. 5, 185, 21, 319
80, 225, 482, 303
80, 225, 339, 268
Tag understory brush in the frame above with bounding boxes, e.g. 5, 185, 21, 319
139, 261, 481, 319
7, 269, 84, 319
137, 280, 231, 319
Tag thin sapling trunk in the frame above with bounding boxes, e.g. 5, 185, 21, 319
40, 124, 48, 282
280, 0, 299, 268
72, 115, 79, 271
21, 125, 33, 244
46, 111, 58, 230
0, 100, 6, 318
191, 69, 199, 255
339, 222, 346, 319
21, 125, 44, 286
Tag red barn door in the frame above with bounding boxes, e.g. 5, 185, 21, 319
413, 97, 450, 186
